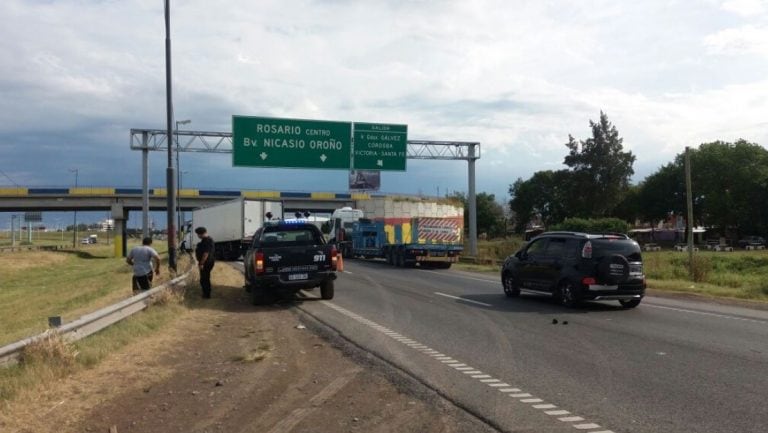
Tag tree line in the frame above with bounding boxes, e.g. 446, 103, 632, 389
506, 112, 768, 237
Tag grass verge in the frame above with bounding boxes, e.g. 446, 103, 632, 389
0, 242, 188, 346
0, 290, 186, 403
461, 238, 768, 302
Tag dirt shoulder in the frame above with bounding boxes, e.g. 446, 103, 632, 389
3, 264, 495, 433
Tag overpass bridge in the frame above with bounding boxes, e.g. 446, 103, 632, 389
0, 186, 367, 256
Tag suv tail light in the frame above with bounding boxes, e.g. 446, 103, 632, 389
254, 251, 265, 275
581, 241, 593, 259
330, 246, 338, 271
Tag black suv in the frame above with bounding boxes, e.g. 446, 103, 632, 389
501, 232, 645, 308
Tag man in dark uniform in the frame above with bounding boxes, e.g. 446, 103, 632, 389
194, 227, 215, 298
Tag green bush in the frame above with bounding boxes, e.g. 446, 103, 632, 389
550, 218, 630, 234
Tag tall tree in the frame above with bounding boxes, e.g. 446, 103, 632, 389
636, 139, 768, 235
563, 112, 636, 217
508, 170, 570, 233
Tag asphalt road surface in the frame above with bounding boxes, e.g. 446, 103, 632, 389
270, 259, 768, 433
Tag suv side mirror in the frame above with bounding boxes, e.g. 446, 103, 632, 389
515, 250, 527, 260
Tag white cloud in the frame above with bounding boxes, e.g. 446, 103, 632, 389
704, 25, 768, 55
0, 0, 766, 200
720, 0, 768, 16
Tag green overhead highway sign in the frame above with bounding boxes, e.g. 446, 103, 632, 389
232, 116, 352, 169
353, 123, 407, 171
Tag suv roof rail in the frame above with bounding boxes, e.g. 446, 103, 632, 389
588, 232, 630, 239
540, 231, 630, 239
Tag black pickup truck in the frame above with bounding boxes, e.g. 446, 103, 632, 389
243, 221, 338, 305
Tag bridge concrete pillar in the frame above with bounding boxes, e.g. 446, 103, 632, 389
111, 203, 128, 258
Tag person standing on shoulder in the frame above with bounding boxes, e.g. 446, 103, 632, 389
195, 227, 215, 299
126, 237, 161, 294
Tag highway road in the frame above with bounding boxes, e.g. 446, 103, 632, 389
283, 259, 768, 433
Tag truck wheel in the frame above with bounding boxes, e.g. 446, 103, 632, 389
396, 251, 405, 267
320, 280, 335, 300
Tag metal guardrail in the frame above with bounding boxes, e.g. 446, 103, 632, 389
459, 256, 503, 266
0, 244, 68, 253
0, 273, 189, 368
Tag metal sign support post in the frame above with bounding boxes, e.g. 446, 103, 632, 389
142, 131, 150, 238
130, 129, 482, 257
468, 143, 478, 257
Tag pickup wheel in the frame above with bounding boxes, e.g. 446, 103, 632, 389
320, 280, 335, 300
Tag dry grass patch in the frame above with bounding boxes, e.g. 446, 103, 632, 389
232, 343, 272, 363
20, 332, 78, 367
1, 251, 67, 274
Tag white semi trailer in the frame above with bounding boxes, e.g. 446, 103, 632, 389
190, 198, 283, 260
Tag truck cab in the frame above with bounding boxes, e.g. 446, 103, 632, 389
329, 207, 364, 256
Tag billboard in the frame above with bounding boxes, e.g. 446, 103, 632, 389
348, 170, 380, 191
24, 212, 42, 222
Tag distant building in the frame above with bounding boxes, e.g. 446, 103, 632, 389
99, 219, 114, 232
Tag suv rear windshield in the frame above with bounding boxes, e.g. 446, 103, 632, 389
258, 226, 324, 246
590, 239, 642, 261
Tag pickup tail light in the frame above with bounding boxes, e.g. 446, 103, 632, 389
582, 277, 596, 285
330, 246, 338, 271
254, 251, 265, 275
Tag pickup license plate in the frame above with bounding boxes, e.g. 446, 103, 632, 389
288, 273, 309, 281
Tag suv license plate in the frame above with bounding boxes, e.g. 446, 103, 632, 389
288, 273, 309, 281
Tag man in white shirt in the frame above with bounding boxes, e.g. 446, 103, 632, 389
127, 237, 161, 293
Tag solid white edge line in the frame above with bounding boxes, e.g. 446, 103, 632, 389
434, 291, 493, 307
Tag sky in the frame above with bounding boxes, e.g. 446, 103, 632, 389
1, 0, 768, 227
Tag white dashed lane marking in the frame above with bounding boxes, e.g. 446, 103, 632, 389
433, 291, 493, 307
323, 302, 615, 433
644, 304, 768, 325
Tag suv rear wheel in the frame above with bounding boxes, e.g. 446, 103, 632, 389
502, 273, 520, 297
556, 281, 579, 308
619, 298, 641, 309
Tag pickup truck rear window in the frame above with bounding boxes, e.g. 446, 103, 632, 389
259, 228, 323, 246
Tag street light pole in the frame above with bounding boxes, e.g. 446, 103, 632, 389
176, 119, 191, 242
164, 0, 178, 272
69, 168, 79, 248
